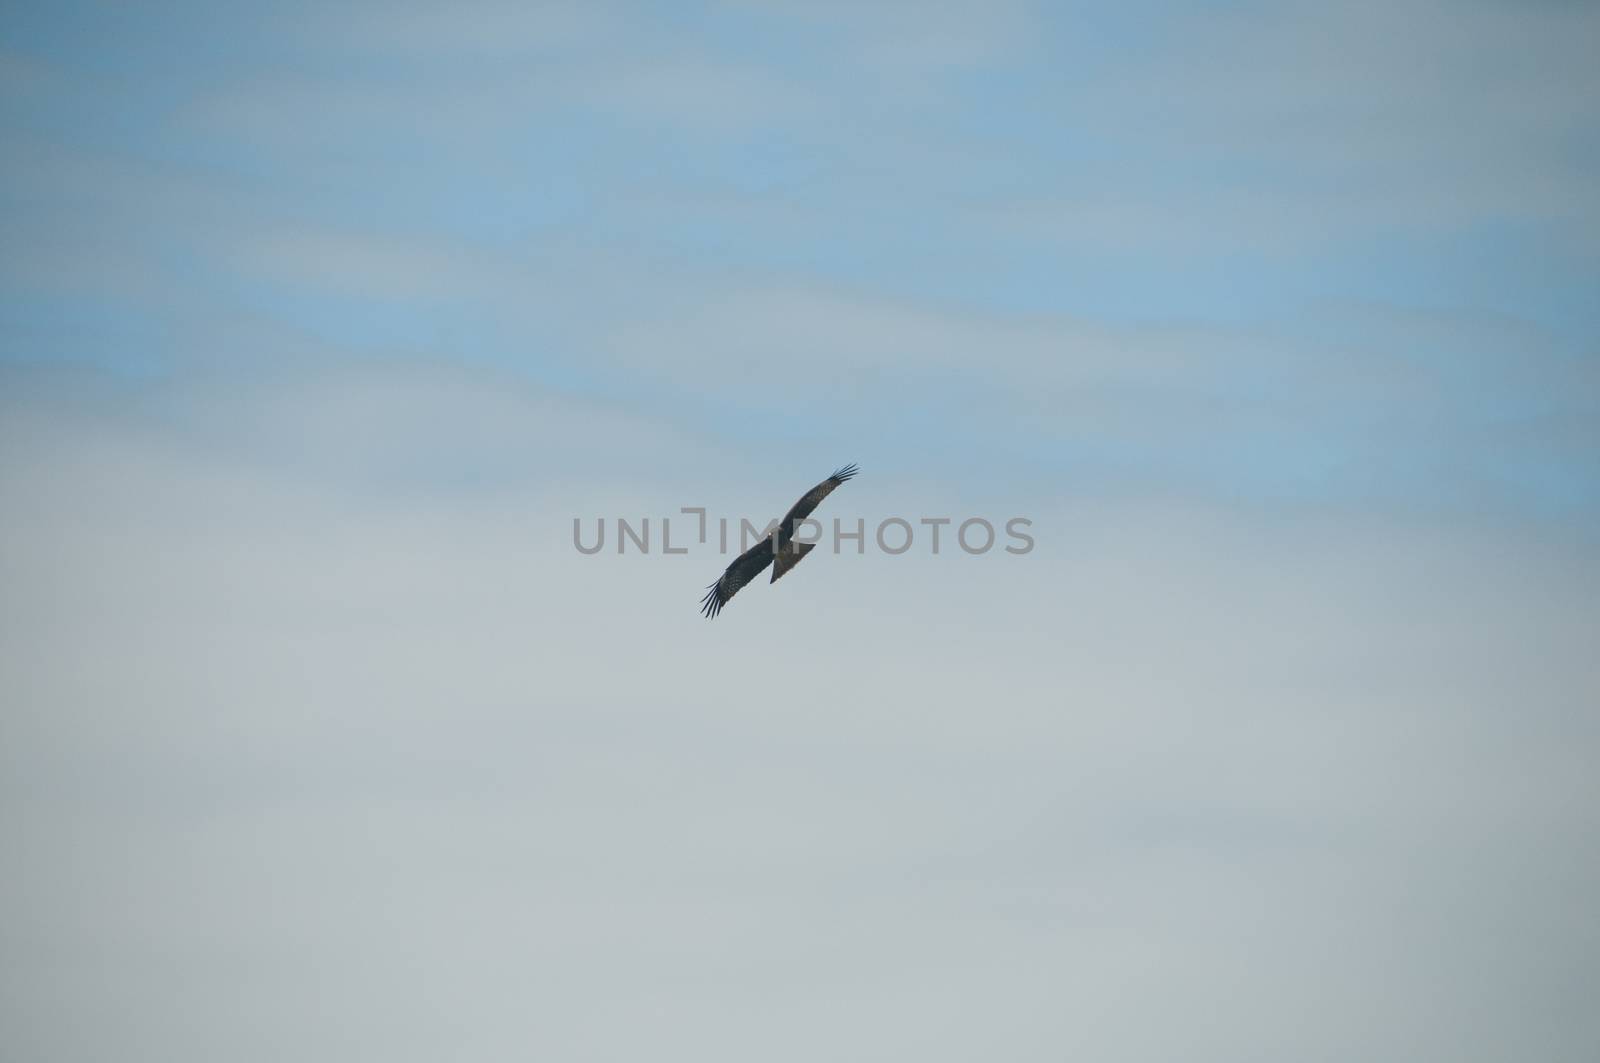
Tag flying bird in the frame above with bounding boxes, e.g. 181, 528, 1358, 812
700, 463, 859, 618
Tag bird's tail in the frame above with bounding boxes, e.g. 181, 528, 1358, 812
771, 541, 816, 583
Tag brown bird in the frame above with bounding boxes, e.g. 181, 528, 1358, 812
700, 464, 858, 618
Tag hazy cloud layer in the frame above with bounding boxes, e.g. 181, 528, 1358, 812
3, 370, 1598, 1061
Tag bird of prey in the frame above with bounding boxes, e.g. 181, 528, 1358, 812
700, 464, 858, 618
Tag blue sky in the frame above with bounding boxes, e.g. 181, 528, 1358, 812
4, 0, 1596, 516
3, 3, 1599, 1061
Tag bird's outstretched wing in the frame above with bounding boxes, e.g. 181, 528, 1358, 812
779, 463, 858, 529
700, 536, 775, 618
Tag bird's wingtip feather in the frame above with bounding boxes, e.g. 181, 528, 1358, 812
700, 579, 726, 618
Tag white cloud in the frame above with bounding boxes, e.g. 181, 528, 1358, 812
313, 2, 619, 59
2, 364, 1597, 1060
976, 0, 1600, 249
235, 228, 504, 301
599, 280, 1598, 502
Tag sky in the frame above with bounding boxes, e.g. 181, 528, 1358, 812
2, 1, 1598, 1060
